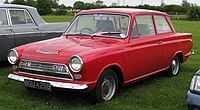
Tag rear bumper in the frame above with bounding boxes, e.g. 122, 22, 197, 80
8, 74, 88, 90
187, 91, 200, 109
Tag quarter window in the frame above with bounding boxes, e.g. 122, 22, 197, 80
9, 9, 34, 25
136, 15, 155, 37
154, 16, 172, 34
0, 9, 8, 26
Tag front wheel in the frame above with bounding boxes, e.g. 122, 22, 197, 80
166, 56, 181, 76
91, 69, 118, 103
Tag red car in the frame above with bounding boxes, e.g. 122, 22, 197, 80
7, 8, 193, 102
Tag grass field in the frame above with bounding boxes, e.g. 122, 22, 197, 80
0, 15, 200, 110
42, 15, 74, 22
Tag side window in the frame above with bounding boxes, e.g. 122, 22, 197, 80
136, 15, 155, 37
154, 15, 172, 34
0, 9, 8, 26
25, 11, 34, 24
9, 9, 34, 25
131, 21, 138, 38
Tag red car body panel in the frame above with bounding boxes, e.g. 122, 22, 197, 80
9, 8, 193, 92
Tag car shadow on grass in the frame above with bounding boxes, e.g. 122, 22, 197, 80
119, 71, 167, 92
23, 87, 93, 105
0, 61, 12, 77
0, 61, 11, 68
12, 66, 194, 107
19, 72, 168, 106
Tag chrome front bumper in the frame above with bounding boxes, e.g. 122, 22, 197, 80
8, 74, 88, 90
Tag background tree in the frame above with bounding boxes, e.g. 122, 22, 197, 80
3, 0, 9, 4
26, 0, 37, 8
187, 6, 200, 20
54, 4, 67, 15
96, 0, 103, 6
50, 0, 59, 9
36, 0, 52, 15
11, 0, 27, 5
182, 0, 191, 7
59, 4, 67, 9
74, 1, 85, 10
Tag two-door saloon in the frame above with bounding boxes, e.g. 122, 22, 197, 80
7, 8, 193, 102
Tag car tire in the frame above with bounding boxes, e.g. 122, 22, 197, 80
165, 55, 181, 76
91, 69, 118, 103
187, 104, 193, 110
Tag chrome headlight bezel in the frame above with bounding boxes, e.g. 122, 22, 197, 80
7, 49, 18, 64
190, 70, 200, 92
69, 55, 83, 73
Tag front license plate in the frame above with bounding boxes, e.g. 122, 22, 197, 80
24, 79, 51, 91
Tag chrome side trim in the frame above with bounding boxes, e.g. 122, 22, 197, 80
0, 33, 15, 36
11, 31, 62, 35
41, 31, 63, 33
14, 32, 40, 35
8, 74, 88, 90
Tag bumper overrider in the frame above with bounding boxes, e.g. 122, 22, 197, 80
8, 74, 88, 90
187, 91, 200, 109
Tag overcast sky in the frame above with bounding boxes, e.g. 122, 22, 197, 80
0, 0, 200, 6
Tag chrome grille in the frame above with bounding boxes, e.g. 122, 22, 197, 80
19, 59, 73, 80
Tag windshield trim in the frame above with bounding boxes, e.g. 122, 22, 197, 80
64, 12, 131, 39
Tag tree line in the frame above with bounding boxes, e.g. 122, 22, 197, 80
4, 0, 200, 20
4, 0, 72, 15
73, 1, 200, 20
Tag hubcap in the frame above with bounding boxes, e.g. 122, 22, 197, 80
101, 76, 116, 100
171, 57, 180, 75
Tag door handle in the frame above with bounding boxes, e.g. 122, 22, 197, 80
33, 27, 39, 30
5, 28, 13, 32
157, 41, 163, 44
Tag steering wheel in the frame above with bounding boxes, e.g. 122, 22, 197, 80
80, 28, 94, 34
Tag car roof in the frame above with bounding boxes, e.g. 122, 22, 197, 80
0, 4, 44, 25
79, 8, 168, 16
0, 4, 36, 10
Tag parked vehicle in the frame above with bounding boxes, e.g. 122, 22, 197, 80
0, 4, 69, 61
187, 70, 200, 110
7, 8, 193, 102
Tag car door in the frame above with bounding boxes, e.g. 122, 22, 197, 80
0, 8, 15, 61
9, 9, 41, 46
128, 15, 163, 79
153, 15, 174, 68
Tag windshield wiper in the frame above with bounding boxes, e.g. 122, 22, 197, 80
65, 32, 92, 36
91, 32, 121, 36
101, 32, 122, 35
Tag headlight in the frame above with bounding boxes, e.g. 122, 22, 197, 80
190, 70, 200, 92
7, 49, 18, 64
69, 55, 83, 72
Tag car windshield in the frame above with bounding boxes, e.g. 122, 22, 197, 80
65, 14, 130, 38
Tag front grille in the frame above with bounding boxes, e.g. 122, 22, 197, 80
19, 59, 73, 80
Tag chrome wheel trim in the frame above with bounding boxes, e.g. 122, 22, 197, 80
171, 57, 180, 75
101, 75, 116, 101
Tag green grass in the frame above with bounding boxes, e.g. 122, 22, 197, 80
0, 15, 200, 110
41, 15, 75, 22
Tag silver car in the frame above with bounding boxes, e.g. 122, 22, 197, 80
0, 4, 69, 61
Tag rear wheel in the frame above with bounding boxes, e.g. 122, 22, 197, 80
166, 56, 181, 76
91, 69, 118, 103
